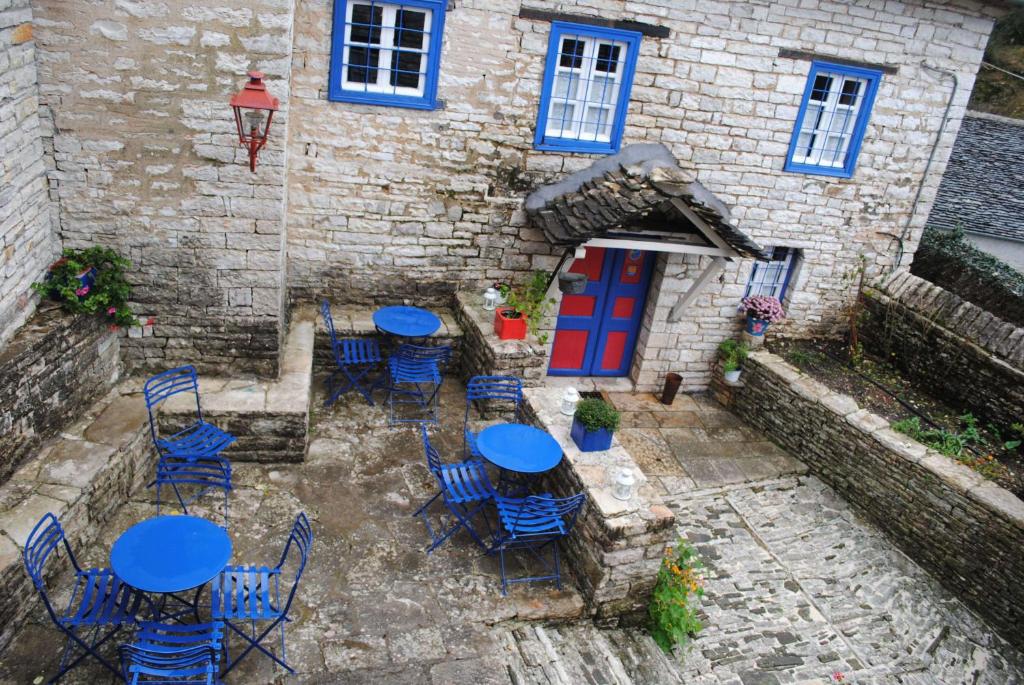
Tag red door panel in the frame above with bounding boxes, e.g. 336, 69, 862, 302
549, 329, 589, 371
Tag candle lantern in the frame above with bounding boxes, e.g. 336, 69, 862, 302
560, 387, 580, 416
612, 467, 635, 501
230, 71, 279, 172
483, 287, 498, 311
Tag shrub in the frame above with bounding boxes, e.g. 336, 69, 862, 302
891, 413, 1013, 483
649, 539, 705, 653
32, 246, 139, 328
505, 271, 556, 344
717, 339, 749, 372
574, 398, 621, 432
741, 295, 785, 323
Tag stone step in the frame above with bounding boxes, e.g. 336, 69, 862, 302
0, 381, 152, 650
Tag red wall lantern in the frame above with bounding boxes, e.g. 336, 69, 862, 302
230, 70, 279, 172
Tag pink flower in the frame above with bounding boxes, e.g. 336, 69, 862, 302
145, 316, 156, 327
107, 306, 117, 315
75, 286, 90, 297
832, 673, 846, 683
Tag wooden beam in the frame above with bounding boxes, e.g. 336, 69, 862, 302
668, 256, 726, 323
584, 237, 733, 258
668, 198, 741, 258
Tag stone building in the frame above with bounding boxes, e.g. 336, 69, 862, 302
0, 0, 1009, 391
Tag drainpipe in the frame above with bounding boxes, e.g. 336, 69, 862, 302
888, 62, 958, 276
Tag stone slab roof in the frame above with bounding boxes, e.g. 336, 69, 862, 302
524, 143, 765, 259
929, 111, 1024, 242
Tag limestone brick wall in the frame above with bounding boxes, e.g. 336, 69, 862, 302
284, 0, 1001, 391
30, 0, 298, 377
729, 350, 1024, 651
0, 0, 59, 344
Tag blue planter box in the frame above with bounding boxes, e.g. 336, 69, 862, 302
570, 416, 614, 452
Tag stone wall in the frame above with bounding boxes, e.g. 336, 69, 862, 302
928, 111, 1024, 241
284, 0, 1000, 392
0, 302, 119, 483
30, 0, 297, 377
524, 387, 676, 624
728, 350, 1024, 650
453, 293, 546, 386
861, 271, 1024, 430
0, 0, 59, 344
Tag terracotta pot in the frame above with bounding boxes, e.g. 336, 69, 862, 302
494, 307, 527, 340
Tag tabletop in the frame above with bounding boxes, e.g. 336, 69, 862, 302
110, 515, 232, 594
475, 423, 563, 474
372, 305, 442, 338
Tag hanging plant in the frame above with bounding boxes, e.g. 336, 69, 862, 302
32, 246, 140, 328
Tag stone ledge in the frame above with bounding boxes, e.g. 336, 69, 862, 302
0, 382, 151, 650
454, 292, 546, 386
160, 306, 315, 463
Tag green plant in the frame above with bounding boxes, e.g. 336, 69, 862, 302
504, 271, 556, 344
573, 397, 621, 433
891, 413, 1013, 483
717, 339, 749, 372
32, 246, 139, 328
648, 539, 705, 653
785, 348, 816, 368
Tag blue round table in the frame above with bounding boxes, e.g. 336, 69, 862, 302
111, 515, 232, 594
476, 423, 563, 474
373, 306, 441, 338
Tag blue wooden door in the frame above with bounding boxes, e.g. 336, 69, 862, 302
548, 248, 654, 377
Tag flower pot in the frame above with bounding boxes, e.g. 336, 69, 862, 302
660, 372, 682, 405
744, 314, 770, 337
570, 415, 614, 452
558, 272, 587, 294
723, 369, 742, 383
494, 307, 527, 340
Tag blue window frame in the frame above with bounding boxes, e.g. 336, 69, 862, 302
328, 0, 446, 110
534, 22, 641, 154
743, 247, 799, 302
784, 61, 882, 178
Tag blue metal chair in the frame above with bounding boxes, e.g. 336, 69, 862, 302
24, 513, 150, 682
143, 366, 236, 459
119, 621, 224, 684
412, 426, 496, 553
488, 493, 587, 595
211, 512, 312, 676
321, 299, 383, 406
387, 344, 452, 425
463, 375, 523, 459
156, 454, 232, 527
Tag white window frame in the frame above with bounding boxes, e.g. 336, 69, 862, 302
743, 247, 798, 301
340, 2, 432, 99
545, 37, 627, 144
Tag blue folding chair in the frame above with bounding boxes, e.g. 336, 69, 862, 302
387, 344, 452, 425
321, 299, 383, 406
488, 493, 587, 595
24, 513, 151, 682
412, 426, 496, 554
156, 454, 232, 527
211, 512, 313, 676
463, 375, 523, 460
144, 366, 236, 459
119, 621, 224, 684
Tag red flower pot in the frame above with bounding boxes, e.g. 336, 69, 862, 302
494, 307, 527, 340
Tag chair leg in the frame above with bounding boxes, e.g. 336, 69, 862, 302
52, 624, 123, 683
221, 617, 294, 676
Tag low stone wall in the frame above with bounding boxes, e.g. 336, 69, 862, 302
862, 271, 1024, 430
160, 307, 315, 463
523, 387, 675, 624
454, 293, 547, 386
0, 302, 120, 483
726, 350, 1024, 650
0, 383, 151, 650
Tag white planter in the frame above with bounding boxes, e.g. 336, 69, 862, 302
724, 369, 742, 383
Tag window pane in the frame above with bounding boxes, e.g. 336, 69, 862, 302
559, 38, 585, 69
582, 106, 609, 137
395, 8, 426, 49
346, 46, 380, 84
590, 75, 618, 104
548, 103, 575, 132
553, 73, 578, 99
809, 74, 832, 102
350, 4, 383, 44
595, 44, 621, 73
390, 50, 423, 88
839, 78, 861, 106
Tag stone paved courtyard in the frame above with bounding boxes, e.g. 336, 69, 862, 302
1, 381, 1022, 684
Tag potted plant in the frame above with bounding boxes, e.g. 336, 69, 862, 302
741, 295, 785, 337
494, 271, 555, 343
718, 339, 749, 383
570, 397, 621, 452
493, 282, 511, 305
32, 246, 139, 328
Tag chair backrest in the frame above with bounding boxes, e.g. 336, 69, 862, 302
395, 344, 451, 369
510, 493, 587, 537
465, 375, 522, 423
321, 300, 343, 360
120, 643, 219, 684
156, 454, 232, 488
143, 366, 202, 446
419, 425, 443, 474
276, 512, 313, 616
23, 513, 80, 620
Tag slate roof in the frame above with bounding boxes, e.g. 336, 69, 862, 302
524, 143, 765, 259
929, 111, 1024, 242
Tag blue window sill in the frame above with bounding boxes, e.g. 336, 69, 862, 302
783, 159, 855, 179
534, 139, 619, 155
326, 89, 439, 111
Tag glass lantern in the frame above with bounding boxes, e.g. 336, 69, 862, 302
483, 287, 498, 311
560, 387, 580, 415
612, 468, 635, 501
